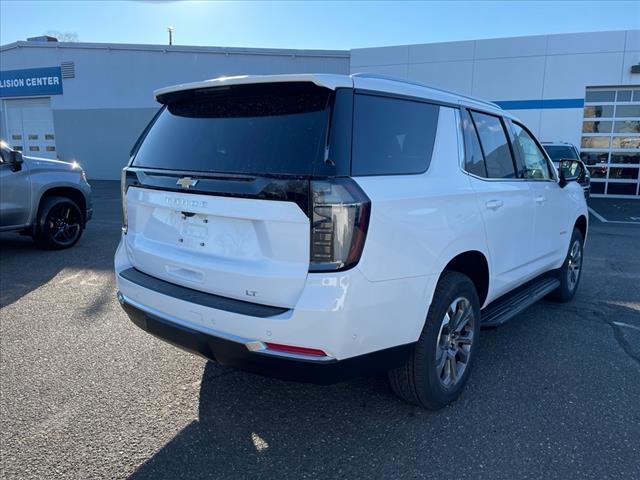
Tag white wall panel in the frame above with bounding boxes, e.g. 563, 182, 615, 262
407, 61, 473, 94
625, 30, 640, 51
408, 40, 474, 63
546, 31, 627, 55
543, 52, 625, 99
350, 45, 409, 68
472, 56, 545, 100
621, 50, 640, 84
538, 108, 584, 146
475, 35, 547, 59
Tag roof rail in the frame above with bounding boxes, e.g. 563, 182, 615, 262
351, 72, 500, 109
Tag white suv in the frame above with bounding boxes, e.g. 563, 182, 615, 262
115, 74, 588, 409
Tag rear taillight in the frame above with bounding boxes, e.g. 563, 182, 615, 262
121, 168, 128, 234
309, 178, 370, 272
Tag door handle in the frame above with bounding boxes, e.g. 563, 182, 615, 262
485, 199, 504, 210
535, 195, 546, 204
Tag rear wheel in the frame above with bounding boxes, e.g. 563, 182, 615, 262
34, 196, 84, 250
547, 228, 583, 303
388, 271, 480, 410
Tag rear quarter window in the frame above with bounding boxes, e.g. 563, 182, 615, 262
352, 94, 440, 176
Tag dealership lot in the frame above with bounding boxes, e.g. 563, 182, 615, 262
1, 182, 639, 479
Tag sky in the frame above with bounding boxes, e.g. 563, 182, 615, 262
0, 1, 638, 50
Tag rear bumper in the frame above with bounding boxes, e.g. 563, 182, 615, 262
114, 236, 436, 383
119, 293, 413, 384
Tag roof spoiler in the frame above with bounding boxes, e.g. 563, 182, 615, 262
154, 74, 353, 104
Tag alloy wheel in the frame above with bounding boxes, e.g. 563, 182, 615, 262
47, 203, 81, 246
567, 239, 582, 292
435, 297, 475, 388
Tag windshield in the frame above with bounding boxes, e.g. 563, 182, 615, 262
543, 145, 579, 163
132, 82, 333, 176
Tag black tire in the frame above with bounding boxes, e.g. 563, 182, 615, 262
33, 196, 84, 250
547, 228, 584, 303
388, 271, 481, 410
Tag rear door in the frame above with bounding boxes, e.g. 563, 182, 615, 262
462, 109, 536, 299
123, 82, 339, 308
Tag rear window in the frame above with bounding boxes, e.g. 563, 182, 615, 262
543, 145, 579, 162
352, 94, 439, 176
132, 83, 332, 176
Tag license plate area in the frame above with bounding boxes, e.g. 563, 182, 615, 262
177, 212, 209, 248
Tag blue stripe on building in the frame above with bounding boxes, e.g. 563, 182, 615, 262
493, 99, 585, 110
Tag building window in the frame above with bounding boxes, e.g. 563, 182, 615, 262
581, 86, 640, 196
583, 121, 612, 134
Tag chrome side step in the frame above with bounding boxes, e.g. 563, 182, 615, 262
480, 277, 560, 328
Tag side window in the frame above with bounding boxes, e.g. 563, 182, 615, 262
352, 94, 440, 176
470, 111, 517, 179
511, 122, 551, 180
461, 109, 487, 177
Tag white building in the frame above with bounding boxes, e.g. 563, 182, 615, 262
0, 41, 349, 179
1, 30, 639, 196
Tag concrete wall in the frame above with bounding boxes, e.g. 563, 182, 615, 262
1, 42, 350, 179
351, 30, 640, 147
52, 108, 158, 179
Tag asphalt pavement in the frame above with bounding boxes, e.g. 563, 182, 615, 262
1, 182, 639, 479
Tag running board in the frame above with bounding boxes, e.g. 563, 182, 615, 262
480, 277, 560, 328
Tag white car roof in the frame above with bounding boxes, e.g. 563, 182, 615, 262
154, 73, 511, 119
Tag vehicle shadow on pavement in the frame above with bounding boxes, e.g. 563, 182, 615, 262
129, 367, 419, 479
129, 299, 640, 480
0, 229, 118, 308
0, 181, 121, 308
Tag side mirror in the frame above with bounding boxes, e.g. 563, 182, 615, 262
8, 150, 24, 172
558, 159, 584, 188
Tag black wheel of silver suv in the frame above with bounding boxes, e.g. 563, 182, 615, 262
388, 271, 480, 410
34, 196, 84, 250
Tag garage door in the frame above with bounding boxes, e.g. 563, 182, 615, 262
580, 87, 640, 197
3, 97, 57, 159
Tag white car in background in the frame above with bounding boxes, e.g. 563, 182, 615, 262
115, 74, 588, 409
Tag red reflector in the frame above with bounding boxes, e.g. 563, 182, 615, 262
265, 342, 327, 357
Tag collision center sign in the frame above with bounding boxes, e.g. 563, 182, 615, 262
0, 67, 63, 97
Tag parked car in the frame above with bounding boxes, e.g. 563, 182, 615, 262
542, 142, 591, 198
115, 74, 588, 409
0, 142, 92, 249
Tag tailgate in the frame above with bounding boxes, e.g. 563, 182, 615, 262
124, 186, 310, 308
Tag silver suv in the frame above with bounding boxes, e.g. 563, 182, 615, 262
0, 142, 92, 249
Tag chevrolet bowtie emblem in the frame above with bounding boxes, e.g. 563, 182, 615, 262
176, 177, 198, 189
